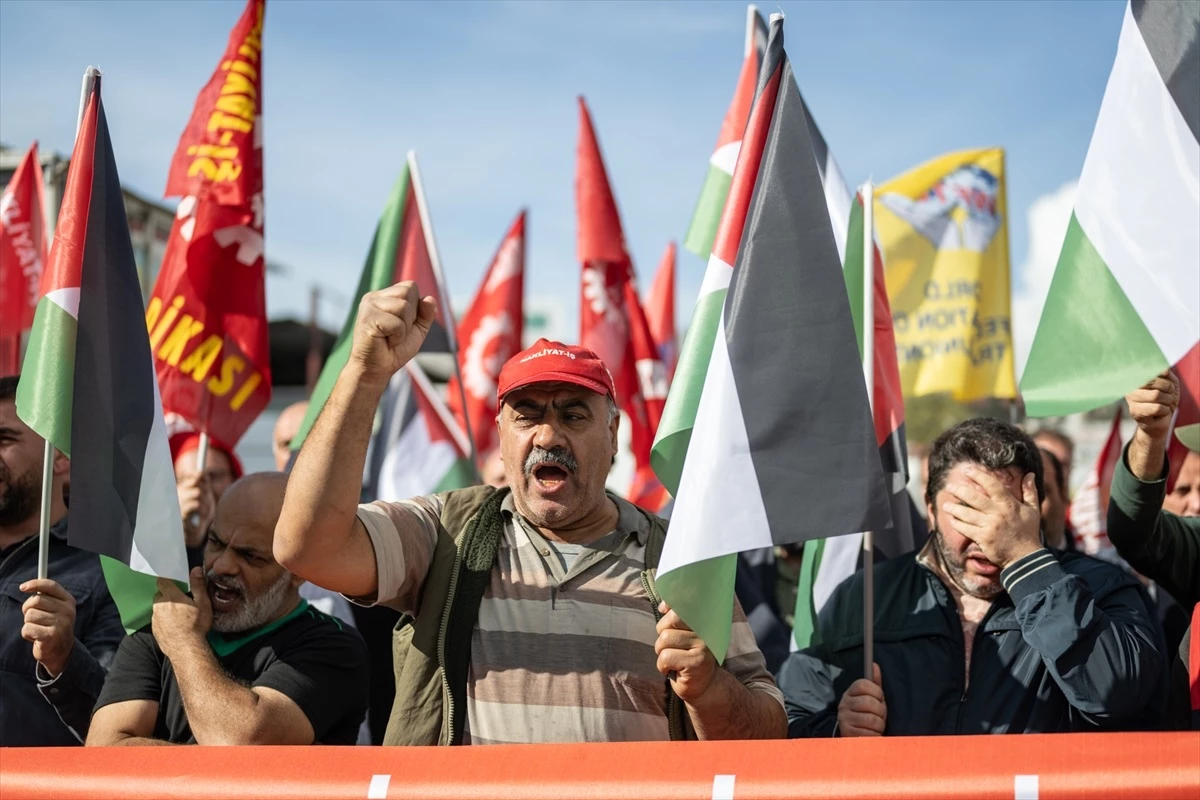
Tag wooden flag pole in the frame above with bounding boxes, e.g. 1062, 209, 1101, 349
405, 151, 479, 474
861, 181, 876, 679
38, 66, 100, 580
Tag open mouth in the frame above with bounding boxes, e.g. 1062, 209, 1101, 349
208, 582, 244, 611
968, 556, 999, 575
533, 463, 569, 490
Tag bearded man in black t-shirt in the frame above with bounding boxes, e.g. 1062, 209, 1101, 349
87, 472, 368, 746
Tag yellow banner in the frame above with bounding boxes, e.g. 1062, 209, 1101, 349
875, 147, 1015, 401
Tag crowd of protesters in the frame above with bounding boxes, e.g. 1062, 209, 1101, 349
2, 282, 1198, 746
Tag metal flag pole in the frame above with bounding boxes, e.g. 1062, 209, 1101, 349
35, 446, 53, 581
745, 5, 758, 58
37, 66, 100, 580
405, 151, 479, 474
861, 181, 877, 679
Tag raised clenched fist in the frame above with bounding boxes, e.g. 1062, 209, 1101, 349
348, 281, 438, 385
1125, 370, 1180, 443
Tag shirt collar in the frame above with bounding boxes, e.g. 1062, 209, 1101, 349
49, 515, 69, 542
501, 490, 649, 546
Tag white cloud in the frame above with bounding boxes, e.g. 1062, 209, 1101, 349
1012, 180, 1077, 378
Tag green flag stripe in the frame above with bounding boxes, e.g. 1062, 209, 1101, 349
682, 166, 733, 259
791, 538, 825, 650
652, 553, 737, 666
15, 299, 77, 456
434, 458, 477, 493
1021, 213, 1168, 417
650, 286, 728, 493
101, 556, 168, 633
291, 168, 412, 451
841, 199, 867, 358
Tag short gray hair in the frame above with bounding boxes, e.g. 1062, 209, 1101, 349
605, 394, 619, 425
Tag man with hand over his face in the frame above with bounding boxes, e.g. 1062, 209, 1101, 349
778, 418, 1167, 736
274, 281, 785, 745
87, 472, 368, 746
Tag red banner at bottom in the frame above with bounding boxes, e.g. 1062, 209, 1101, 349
1, 733, 1197, 800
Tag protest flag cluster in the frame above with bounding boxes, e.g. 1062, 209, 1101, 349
1, 0, 1198, 733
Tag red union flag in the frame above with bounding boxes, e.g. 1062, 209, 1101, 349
447, 211, 526, 461
0, 142, 48, 374
147, 0, 269, 445
644, 241, 677, 381
625, 280, 669, 512
576, 96, 668, 511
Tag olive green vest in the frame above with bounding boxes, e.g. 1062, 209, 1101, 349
382, 485, 691, 745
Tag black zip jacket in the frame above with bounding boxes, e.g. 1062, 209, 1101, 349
0, 517, 124, 745
778, 547, 1168, 736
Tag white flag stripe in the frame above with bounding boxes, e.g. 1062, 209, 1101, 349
377, 397, 458, 503
710, 141, 741, 174
812, 531, 863, 612
131, 377, 189, 581
1075, 3, 1200, 365
45, 287, 81, 319
822, 152, 853, 264
698, 254, 735, 296
659, 315, 772, 576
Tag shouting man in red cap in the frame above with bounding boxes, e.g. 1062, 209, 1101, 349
275, 282, 786, 744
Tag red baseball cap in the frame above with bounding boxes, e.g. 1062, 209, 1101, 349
496, 339, 616, 403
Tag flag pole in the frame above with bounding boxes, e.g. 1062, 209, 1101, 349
38, 66, 100, 580
404, 360, 474, 459
744, 5, 758, 58
405, 151, 479, 473
861, 181, 876, 679
185, 433, 211, 530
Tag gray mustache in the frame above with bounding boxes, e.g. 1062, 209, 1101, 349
524, 446, 578, 477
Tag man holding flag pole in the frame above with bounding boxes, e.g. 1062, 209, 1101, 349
5, 63, 189, 744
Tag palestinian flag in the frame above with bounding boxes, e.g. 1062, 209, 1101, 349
655, 18, 891, 662
1021, 0, 1199, 417
682, 6, 764, 259
291, 153, 459, 453
365, 364, 474, 502
16, 72, 187, 627
792, 193, 917, 649
656, 31, 851, 495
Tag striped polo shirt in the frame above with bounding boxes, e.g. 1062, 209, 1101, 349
355, 491, 783, 744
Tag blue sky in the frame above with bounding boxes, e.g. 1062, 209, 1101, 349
0, 0, 1124, 352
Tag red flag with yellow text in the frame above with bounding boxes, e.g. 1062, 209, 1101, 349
146, 0, 269, 445
0, 143, 47, 374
